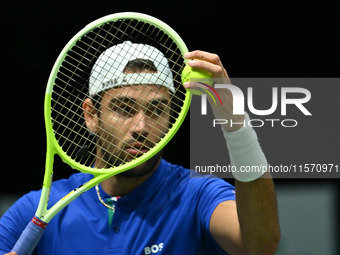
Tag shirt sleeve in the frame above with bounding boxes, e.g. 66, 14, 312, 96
194, 177, 236, 254
0, 191, 40, 253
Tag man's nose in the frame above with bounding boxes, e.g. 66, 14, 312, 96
131, 110, 151, 138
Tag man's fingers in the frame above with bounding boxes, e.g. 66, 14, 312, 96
185, 50, 223, 66
187, 59, 224, 75
184, 50, 230, 81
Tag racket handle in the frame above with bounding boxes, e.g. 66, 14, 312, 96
12, 216, 47, 255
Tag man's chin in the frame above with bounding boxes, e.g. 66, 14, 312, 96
117, 150, 163, 178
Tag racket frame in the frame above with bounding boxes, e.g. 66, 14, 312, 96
38, 12, 190, 222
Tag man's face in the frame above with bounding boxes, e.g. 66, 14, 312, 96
94, 84, 171, 173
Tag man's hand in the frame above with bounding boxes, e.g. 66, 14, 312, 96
183, 50, 245, 132
4, 252, 17, 255
184, 50, 280, 254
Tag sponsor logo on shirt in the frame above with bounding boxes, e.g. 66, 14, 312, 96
144, 243, 164, 254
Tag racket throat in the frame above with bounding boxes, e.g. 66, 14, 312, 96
36, 150, 55, 221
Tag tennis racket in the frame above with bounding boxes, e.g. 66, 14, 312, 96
12, 12, 190, 254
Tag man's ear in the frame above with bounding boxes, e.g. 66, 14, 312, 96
83, 98, 99, 134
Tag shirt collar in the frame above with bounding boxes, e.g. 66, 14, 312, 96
92, 159, 167, 204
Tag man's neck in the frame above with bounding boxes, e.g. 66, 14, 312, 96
99, 159, 161, 197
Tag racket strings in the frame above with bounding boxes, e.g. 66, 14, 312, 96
52, 48, 96, 140
53, 89, 177, 166
89, 99, 170, 148
54, 77, 178, 145
52, 23, 115, 155
51, 83, 171, 167
92, 93, 176, 168
87, 53, 185, 106
80, 20, 186, 101
51, 18, 187, 169
97, 80, 175, 122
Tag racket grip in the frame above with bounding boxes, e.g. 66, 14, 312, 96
12, 216, 47, 255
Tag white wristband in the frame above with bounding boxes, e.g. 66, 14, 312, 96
221, 113, 268, 182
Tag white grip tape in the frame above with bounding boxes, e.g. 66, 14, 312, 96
222, 113, 268, 182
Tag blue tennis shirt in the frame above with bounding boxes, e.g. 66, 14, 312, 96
0, 159, 235, 254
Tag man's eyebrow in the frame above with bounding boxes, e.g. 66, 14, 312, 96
109, 97, 137, 105
108, 96, 169, 109
150, 98, 170, 106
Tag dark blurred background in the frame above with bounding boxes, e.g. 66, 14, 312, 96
1, 0, 339, 254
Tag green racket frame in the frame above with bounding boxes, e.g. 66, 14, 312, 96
40, 12, 190, 222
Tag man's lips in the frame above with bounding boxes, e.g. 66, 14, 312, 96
125, 143, 150, 156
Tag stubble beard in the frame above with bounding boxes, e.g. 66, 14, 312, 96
117, 149, 163, 178
98, 138, 163, 178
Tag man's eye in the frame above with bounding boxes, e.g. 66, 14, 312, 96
154, 107, 165, 116
115, 104, 135, 117
147, 105, 165, 117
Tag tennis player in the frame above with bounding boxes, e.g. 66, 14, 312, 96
1, 42, 280, 255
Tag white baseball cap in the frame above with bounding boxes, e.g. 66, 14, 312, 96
89, 41, 175, 97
